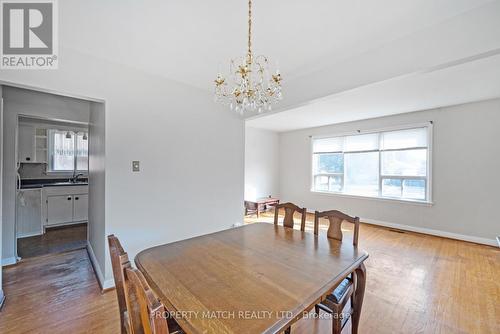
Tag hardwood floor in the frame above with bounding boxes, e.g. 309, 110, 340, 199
0, 212, 498, 333
17, 223, 87, 259
0, 249, 119, 334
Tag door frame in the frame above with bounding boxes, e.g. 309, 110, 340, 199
0, 80, 107, 296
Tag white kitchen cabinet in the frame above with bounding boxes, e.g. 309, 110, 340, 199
42, 185, 89, 229
18, 124, 35, 163
18, 124, 47, 163
73, 194, 88, 222
47, 195, 74, 225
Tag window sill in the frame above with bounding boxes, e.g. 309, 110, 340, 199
310, 190, 434, 206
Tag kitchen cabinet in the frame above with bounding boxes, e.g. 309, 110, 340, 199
73, 194, 88, 222
47, 195, 74, 225
43, 185, 89, 228
18, 124, 35, 163
18, 124, 47, 164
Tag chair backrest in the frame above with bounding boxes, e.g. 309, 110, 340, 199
313, 210, 360, 246
244, 200, 258, 211
125, 267, 170, 334
274, 202, 307, 231
108, 234, 143, 334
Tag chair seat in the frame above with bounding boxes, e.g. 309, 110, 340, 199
325, 277, 352, 304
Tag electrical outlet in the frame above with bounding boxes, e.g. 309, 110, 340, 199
132, 161, 140, 172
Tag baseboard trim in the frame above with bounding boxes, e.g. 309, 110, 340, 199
86, 242, 114, 292
1, 257, 17, 267
0, 289, 5, 311
102, 279, 115, 290
17, 231, 42, 239
362, 218, 497, 247
86, 242, 105, 289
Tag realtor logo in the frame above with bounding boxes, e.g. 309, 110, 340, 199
1, 0, 58, 69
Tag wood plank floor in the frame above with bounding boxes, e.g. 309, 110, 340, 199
0, 212, 498, 333
17, 223, 87, 259
0, 249, 119, 334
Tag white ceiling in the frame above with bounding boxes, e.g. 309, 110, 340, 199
59, 0, 500, 130
246, 52, 500, 131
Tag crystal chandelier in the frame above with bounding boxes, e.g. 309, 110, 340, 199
214, 0, 282, 115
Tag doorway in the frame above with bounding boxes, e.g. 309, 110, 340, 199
16, 115, 90, 259
1, 84, 106, 286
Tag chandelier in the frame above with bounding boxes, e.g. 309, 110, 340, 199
214, 0, 282, 115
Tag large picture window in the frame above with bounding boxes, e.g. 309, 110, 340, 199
48, 129, 88, 172
312, 125, 431, 202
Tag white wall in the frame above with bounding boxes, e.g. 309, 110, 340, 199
244, 127, 279, 200
279, 99, 500, 244
1, 87, 91, 264
0, 46, 244, 286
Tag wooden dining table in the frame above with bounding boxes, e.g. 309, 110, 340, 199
135, 223, 369, 334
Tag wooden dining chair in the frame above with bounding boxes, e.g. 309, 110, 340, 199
108, 235, 183, 334
108, 234, 141, 334
313, 210, 360, 334
244, 200, 258, 216
273, 202, 307, 231
125, 267, 183, 334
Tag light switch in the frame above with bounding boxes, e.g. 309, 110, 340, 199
132, 161, 140, 172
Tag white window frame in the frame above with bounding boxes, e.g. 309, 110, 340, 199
47, 129, 89, 174
310, 122, 433, 205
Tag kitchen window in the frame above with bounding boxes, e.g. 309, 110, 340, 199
47, 130, 88, 172
312, 124, 432, 203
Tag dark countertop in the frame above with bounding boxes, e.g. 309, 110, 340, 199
20, 178, 88, 189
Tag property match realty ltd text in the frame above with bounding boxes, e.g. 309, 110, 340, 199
158, 310, 348, 321
1, 0, 58, 69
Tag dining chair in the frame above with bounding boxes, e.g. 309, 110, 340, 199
108, 235, 183, 334
273, 202, 307, 231
313, 210, 360, 334
244, 200, 258, 216
125, 267, 183, 334
108, 234, 143, 334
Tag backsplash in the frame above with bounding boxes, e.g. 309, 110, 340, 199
19, 163, 70, 179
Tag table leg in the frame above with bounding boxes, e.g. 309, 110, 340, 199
351, 262, 366, 334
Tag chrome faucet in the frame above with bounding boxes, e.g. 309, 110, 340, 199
71, 172, 84, 183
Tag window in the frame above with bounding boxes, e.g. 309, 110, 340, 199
48, 130, 88, 172
312, 125, 431, 202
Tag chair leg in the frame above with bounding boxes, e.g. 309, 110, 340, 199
332, 322, 342, 334
331, 306, 342, 334
351, 263, 366, 334
314, 304, 320, 315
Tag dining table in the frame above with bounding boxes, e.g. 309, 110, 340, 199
135, 223, 369, 334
